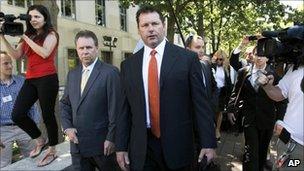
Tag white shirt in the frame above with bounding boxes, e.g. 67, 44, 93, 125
215, 66, 225, 88
277, 66, 304, 145
142, 39, 166, 128
82, 57, 98, 79
250, 65, 267, 90
200, 60, 207, 86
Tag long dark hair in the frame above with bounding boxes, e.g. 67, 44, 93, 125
25, 5, 56, 41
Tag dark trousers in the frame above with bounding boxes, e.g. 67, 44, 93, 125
142, 129, 192, 171
71, 153, 118, 171
12, 74, 59, 146
243, 126, 273, 171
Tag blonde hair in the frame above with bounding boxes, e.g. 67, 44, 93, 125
213, 49, 230, 72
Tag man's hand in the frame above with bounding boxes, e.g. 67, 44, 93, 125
65, 128, 78, 144
198, 148, 216, 164
274, 123, 283, 136
104, 140, 115, 156
241, 36, 250, 47
116, 151, 130, 171
260, 74, 274, 87
227, 113, 236, 125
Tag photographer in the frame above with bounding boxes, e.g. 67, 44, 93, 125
260, 64, 303, 170
230, 36, 256, 71
0, 5, 59, 167
226, 47, 285, 171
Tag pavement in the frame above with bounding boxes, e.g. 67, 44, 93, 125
1, 131, 282, 171
214, 131, 280, 171
1, 141, 71, 171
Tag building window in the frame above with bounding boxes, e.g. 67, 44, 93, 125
61, 0, 76, 19
101, 51, 113, 64
124, 52, 133, 59
95, 0, 106, 26
119, 6, 127, 31
67, 49, 79, 70
7, 0, 33, 7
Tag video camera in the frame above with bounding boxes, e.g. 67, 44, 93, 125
0, 12, 30, 36
256, 23, 304, 65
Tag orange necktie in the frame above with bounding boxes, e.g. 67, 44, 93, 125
148, 49, 160, 138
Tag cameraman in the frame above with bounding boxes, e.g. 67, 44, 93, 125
261, 64, 303, 170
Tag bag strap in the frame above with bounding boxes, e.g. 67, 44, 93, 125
233, 67, 249, 107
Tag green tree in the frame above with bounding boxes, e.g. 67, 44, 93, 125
120, 0, 299, 55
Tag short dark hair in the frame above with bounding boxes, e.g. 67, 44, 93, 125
185, 35, 204, 48
75, 30, 99, 46
136, 5, 165, 27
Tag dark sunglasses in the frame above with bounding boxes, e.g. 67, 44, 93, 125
217, 58, 223, 61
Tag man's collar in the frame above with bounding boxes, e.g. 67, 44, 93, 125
144, 38, 166, 55
253, 64, 267, 72
0, 75, 15, 86
82, 57, 98, 71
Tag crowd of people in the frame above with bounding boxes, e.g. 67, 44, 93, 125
1, 4, 303, 171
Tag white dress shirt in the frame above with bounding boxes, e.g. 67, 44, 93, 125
142, 38, 166, 128
215, 66, 225, 88
250, 64, 266, 91
81, 57, 98, 80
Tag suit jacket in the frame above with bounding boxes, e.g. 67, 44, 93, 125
60, 59, 121, 157
226, 65, 286, 129
229, 52, 243, 71
211, 63, 233, 106
201, 62, 217, 99
200, 62, 217, 114
116, 42, 216, 170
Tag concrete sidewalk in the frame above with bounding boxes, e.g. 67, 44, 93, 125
2, 131, 281, 171
214, 131, 279, 171
1, 141, 71, 171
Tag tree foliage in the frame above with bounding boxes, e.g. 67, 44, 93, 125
119, 0, 302, 54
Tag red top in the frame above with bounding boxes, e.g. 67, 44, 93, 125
22, 37, 58, 79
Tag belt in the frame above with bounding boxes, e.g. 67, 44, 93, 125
1, 123, 16, 126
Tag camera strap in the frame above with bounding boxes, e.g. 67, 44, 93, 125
233, 67, 249, 108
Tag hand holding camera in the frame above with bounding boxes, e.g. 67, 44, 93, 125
256, 70, 275, 87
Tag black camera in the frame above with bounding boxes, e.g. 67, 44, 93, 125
248, 35, 258, 41
256, 23, 304, 64
0, 12, 30, 36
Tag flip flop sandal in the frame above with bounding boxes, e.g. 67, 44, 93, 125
30, 143, 48, 158
37, 152, 58, 167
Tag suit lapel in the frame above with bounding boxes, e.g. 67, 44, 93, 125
245, 67, 258, 93
160, 42, 178, 89
78, 60, 102, 106
133, 49, 146, 106
75, 66, 82, 102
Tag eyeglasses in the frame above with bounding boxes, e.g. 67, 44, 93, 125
217, 58, 223, 61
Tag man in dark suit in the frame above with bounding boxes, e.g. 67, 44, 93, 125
60, 30, 120, 171
116, 6, 216, 171
185, 35, 217, 110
